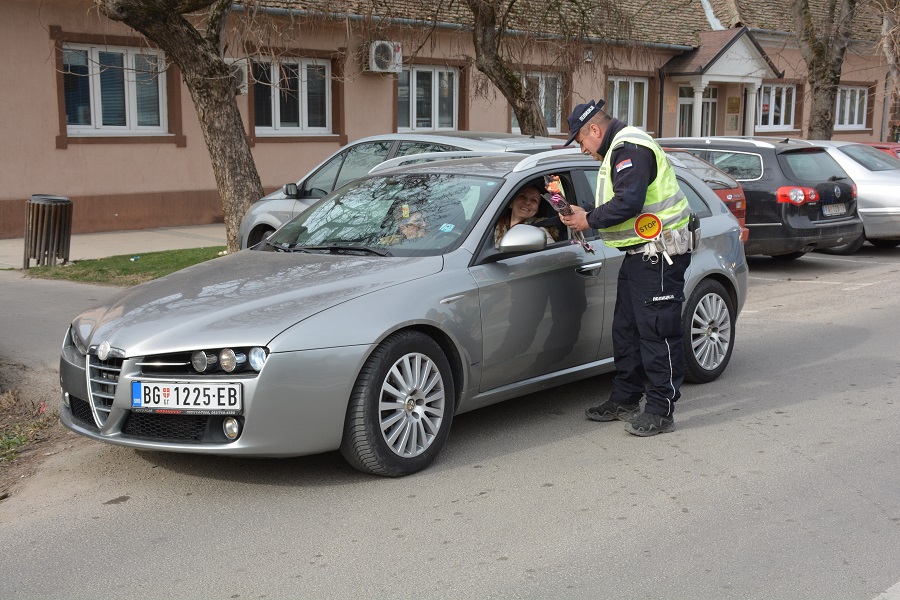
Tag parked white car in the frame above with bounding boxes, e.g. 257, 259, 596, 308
805, 140, 900, 253
238, 132, 561, 249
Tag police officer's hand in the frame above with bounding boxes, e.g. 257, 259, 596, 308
560, 206, 590, 232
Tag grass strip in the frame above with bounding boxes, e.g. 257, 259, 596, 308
26, 246, 227, 286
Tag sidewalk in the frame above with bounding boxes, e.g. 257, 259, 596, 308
0, 224, 227, 270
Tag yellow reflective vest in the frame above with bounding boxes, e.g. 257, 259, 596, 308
595, 127, 691, 248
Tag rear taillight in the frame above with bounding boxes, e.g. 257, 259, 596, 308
852, 183, 857, 199
776, 186, 818, 205
728, 197, 746, 220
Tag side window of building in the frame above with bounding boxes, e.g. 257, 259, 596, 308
756, 84, 795, 131
606, 77, 649, 130
253, 59, 331, 135
834, 85, 869, 130
511, 72, 561, 134
62, 44, 167, 134
398, 67, 458, 131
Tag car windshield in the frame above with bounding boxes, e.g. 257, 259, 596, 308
265, 173, 502, 257
778, 149, 849, 183
838, 144, 900, 172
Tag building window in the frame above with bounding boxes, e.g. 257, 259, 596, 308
607, 77, 648, 129
511, 72, 561, 134
253, 59, 331, 135
835, 86, 868, 129
398, 67, 458, 131
62, 44, 166, 134
756, 84, 795, 130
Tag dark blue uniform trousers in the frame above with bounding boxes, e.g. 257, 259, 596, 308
608, 251, 691, 417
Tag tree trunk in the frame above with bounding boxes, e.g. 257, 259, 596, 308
462, 0, 549, 136
792, 0, 858, 140
878, 1, 900, 139
95, 1, 263, 253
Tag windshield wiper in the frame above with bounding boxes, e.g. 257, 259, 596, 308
301, 245, 392, 257
264, 240, 312, 253
828, 175, 848, 181
704, 178, 731, 188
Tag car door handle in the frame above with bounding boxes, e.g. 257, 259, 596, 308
576, 261, 603, 276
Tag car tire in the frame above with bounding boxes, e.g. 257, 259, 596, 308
770, 251, 807, 261
340, 330, 455, 477
683, 279, 735, 384
869, 238, 900, 249
819, 232, 865, 255
247, 225, 275, 249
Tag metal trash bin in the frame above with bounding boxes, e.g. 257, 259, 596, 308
23, 194, 73, 269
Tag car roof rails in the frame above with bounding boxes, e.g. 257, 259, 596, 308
511, 147, 583, 172
368, 151, 515, 174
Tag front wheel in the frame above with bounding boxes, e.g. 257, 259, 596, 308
340, 331, 455, 477
683, 279, 735, 384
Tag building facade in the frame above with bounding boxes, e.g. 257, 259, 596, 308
0, 0, 890, 238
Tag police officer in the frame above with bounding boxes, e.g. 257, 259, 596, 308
560, 99, 693, 436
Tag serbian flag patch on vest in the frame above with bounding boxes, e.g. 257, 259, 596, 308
615, 159, 633, 173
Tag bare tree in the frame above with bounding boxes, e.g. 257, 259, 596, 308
872, 0, 900, 139
94, 0, 263, 253
792, 0, 860, 139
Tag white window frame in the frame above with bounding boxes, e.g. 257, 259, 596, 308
834, 85, 869, 130
607, 76, 649, 130
756, 83, 796, 131
510, 72, 562, 134
397, 66, 459, 132
253, 59, 332, 136
62, 43, 168, 136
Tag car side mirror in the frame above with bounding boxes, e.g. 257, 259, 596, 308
283, 183, 299, 199
498, 224, 548, 253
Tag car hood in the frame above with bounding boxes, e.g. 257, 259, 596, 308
73, 251, 443, 357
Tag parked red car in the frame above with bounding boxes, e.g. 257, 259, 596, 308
665, 149, 749, 243
861, 142, 900, 160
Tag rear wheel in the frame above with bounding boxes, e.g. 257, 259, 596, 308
247, 225, 275, 248
819, 232, 865, 255
869, 238, 900, 249
340, 331, 454, 477
683, 279, 735, 384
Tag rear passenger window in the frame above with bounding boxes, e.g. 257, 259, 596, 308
677, 179, 712, 218
778, 150, 848, 183
396, 142, 458, 155
706, 150, 763, 180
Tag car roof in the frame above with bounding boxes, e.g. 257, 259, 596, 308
346, 131, 562, 151
656, 136, 842, 155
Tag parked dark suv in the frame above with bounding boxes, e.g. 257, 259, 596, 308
656, 137, 863, 259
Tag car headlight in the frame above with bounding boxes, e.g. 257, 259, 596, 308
188, 347, 267, 374
70, 326, 88, 355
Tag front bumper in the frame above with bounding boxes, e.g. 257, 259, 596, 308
59, 345, 372, 457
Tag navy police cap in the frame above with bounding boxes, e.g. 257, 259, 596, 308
564, 99, 605, 146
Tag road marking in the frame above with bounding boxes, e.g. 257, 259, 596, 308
748, 277, 876, 291
872, 580, 900, 600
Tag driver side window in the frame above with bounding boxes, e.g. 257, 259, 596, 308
491, 175, 572, 250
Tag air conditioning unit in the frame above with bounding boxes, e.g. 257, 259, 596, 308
226, 58, 249, 95
367, 40, 402, 73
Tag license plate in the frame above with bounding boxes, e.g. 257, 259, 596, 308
131, 381, 242, 415
822, 203, 846, 217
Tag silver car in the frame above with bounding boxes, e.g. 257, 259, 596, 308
60, 151, 748, 476
803, 140, 900, 254
239, 132, 561, 249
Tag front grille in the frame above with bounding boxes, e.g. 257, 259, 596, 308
87, 355, 123, 427
122, 413, 208, 442
69, 395, 98, 430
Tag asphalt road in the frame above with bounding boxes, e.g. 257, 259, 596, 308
1, 248, 899, 600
